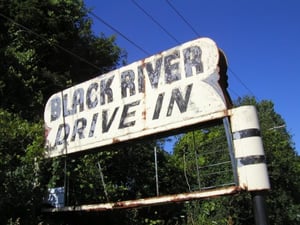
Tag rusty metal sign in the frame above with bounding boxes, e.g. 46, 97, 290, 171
44, 38, 230, 157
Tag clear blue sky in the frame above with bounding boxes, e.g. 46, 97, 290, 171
84, 0, 300, 153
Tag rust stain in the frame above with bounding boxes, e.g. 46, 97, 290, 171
222, 109, 230, 117
142, 110, 146, 120
44, 123, 51, 138
112, 138, 120, 144
140, 58, 146, 68
42, 186, 241, 213
139, 58, 147, 95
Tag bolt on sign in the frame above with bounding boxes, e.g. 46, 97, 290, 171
44, 38, 232, 158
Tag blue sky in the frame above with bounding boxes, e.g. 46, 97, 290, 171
84, 0, 300, 153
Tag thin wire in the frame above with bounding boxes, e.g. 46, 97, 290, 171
89, 11, 150, 56
162, 2, 256, 99
228, 87, 241, 99
192, 132, 201, 190
154, 146, 159, 196
2, 8, 255, 100
0, 12, 100, 71
165, 0, 200, 37
131, 0, 180, 44
223, 117, 239, 185
228, 67, 256, 98
60, 90, 69, 207
97, 161, 110, 202
182, 146, 191, 192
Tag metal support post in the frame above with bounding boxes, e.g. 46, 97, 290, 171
252, 191, 269, 225
154, 146, 159, 196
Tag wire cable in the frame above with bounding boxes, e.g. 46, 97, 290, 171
228, 87, 241, 99
2, 8, 256, 100
228, 67, 256, 98
0, 12, 101, 71
131, 0, 180, 44
163, 2, 256, 99
165, 0, 200, 37
89, 11, 151, 56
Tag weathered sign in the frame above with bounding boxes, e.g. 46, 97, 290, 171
44, 187, 65, 208
44, 38, 231, 157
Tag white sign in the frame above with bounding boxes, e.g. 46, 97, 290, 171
45, 187, 65, 208
44, 38, 230, 157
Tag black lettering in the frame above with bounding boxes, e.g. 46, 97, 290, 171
167, 84, 193, 117
119, 100, 140, 128
63, 94, 72, 117
140, 58, 163, 90
55, 124, 70, 146
164, 50, 181, 84
152, 93, 165, 120
72, 88, 84, 114
121, 70, 136, 98
86, 82, 98, 109
63, 88, 84, 117
100, 76, 114, 105
102, 107, 119, 133
147, 58, 162, 88
71, 118, 87, 141
88, 113, 98, 137
183, 46, 203, 77
137, 65, 145, 93
50, 96, 61, 121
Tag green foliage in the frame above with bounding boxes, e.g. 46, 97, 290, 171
235, 96, 300, 224
0, 0, 126, 223
0, 0, 125, 121
1, 0, 299, 224
43, 140, 186, 224
62, 140, 186, 204
172, 96, 300, 225
173, 126, 235, 191
0, 109, 45, 225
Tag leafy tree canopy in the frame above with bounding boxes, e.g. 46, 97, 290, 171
0, 0, 126, 121
171, 96, 300, 225
1, 0, 299, 224
0, 0, 126, 224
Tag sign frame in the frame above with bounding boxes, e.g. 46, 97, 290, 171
44, 38, 231, 158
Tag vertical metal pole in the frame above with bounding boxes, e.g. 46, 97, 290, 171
154, 147, 159, 196
252, 191, 270, 225
97, 161, 109, 202
229, 106, 271, 225
223, 117, 238, 185
61, 91, 69, 207
192, 132, 201, 189
182, 145, 191, 191
63, 156, 68, 206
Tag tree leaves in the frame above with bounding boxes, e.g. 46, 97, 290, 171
172, 96, 300, 224
1, 0, 299, 223
1, 0, 125, 121
0, 109, 45, 224
0, 0, 126, 223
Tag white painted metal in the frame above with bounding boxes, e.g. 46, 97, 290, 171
230, 106, 270, 191
44, 38, 229, 157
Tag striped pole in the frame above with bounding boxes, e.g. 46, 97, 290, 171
230, 105, 270, 225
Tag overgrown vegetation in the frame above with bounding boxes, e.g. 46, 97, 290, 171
0, 0, 299, 224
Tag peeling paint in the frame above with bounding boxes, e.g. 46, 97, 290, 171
44, 38, 230, 158
42, 186, 240, 213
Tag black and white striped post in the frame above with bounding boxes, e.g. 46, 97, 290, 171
230, 105, 270, 225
